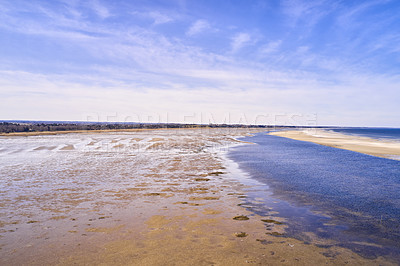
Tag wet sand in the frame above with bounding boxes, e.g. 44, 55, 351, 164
270, 129, 400, 160
0, 128, 395, 265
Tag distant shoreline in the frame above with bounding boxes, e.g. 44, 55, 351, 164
0, 121, 277, 136
0, 127, 190, 137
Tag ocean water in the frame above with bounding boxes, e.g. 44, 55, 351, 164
229, 132, 400, 260
329, 127, 400, 141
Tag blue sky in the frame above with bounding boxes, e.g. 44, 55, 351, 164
0, 0, 399, 126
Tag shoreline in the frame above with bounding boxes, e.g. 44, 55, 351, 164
270, 129, 400, 160
0, 127, 217, 137
0, 128, 395, 265
0, 126, 271, 137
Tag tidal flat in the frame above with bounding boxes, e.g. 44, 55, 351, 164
0, 128, 395, 265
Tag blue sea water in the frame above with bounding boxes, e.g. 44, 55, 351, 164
329, 127, 400, 141
229, 131, 400, 260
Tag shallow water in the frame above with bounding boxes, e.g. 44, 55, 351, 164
229, 132, 400, 260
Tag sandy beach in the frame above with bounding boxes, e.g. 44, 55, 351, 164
270, 129, 400, 160
0, 128, 395, 265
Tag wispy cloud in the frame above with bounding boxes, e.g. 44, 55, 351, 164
130, 10, 174, 25
336, 0, 389, 28
186, 19, 210, 36
281, 0, 334, 34
260, 40, 282, 54
231, 32, 252, 52
89, 0, 111, 19
148, 11, 173, 25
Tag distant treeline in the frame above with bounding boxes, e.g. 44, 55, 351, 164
0, 121, 276, 134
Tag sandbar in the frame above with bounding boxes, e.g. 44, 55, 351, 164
270, 129, 400, 160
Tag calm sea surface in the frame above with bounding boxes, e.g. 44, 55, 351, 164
329, 127, 400, 141
229, 131, 400, 261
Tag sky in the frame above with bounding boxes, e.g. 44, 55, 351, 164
0, 0, 399, 126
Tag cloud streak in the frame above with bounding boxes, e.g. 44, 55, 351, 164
148, 11, 173, 25
90, 0, 111, 19
186, 19, 210, 36
231, 32, 252, 52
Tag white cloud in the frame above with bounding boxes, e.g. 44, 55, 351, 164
148, 11, 173, 25
186, 19, 210, 36
260, 40, 282, 54
281, 0, 333, 33
336, 0, 390, 28
130, 10, 174, 25
231, 32, 251, 52
90, 0, 111, 19
296, 46, 309, 53
281, 0, 320, 20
